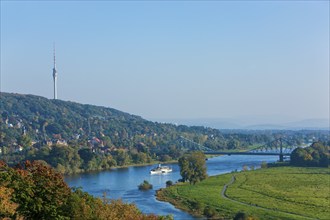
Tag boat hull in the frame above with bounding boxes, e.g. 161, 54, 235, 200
150, 164, 172, 174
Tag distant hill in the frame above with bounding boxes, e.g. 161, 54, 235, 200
239, 119, 329, 130
283, 119, 330, 130
0, 92, 265, 172
1, 92, 328, 174
155, 118, 242, 129
158, 118, 329, 130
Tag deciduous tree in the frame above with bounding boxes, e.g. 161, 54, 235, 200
178, 152, 208, 185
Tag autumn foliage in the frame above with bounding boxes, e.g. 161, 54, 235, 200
290, 142, 329, 167
0, 160, 172, 220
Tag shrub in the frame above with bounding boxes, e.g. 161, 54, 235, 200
233, 211, 256, 220
260, 161, 268, 169
190, 200, 203, 211
166, 180, 173, 187
203, 206, 216, 218
138, 180, 153, 190
242, 165, 248, 171
234, 211, 248, 220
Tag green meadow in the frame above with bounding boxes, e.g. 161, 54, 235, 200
157, 166, 330, 219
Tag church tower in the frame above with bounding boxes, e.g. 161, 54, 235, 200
52, 44, 58, 100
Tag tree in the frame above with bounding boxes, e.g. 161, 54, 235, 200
0, 160, 71, 219
101, 136, 113, 147
0, 186, 19, 218
228, 139, 240, 150
17, 135, 32, 149
0, 160, 172, 220
48, 145, 82, 174
290, 142, 329, 167
79, 148, 95, 169
178, 152, 208, 185
115, 149, 130, 166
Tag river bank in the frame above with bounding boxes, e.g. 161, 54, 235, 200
65, 155, 278, 219
156, 166, 330, 220
62, 159, 178, 176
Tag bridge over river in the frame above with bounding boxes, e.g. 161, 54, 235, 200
178, 136, 300, 162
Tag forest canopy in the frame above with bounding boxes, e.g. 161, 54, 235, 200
1, 92, 329, 174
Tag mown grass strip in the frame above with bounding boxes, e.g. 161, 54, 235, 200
226, 167, 330, 219
157, 166, 330, 219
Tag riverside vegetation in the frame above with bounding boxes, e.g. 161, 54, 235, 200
0, 160, 172, 220
138, 180, 153, 191
157, 142, 329, 219
178, 151, 208, 184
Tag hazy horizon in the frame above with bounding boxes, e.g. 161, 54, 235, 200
1, 1, 329, 122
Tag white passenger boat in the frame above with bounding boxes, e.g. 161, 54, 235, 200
150, 164, 172, 174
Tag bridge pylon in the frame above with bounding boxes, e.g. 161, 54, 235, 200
178, 136, 297, 161
279, 138, 284, 162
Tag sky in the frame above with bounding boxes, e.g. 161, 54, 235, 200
1, 1, 329, 123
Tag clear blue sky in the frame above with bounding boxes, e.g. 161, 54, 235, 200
1, 1, 329, 122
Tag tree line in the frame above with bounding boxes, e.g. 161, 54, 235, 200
290, 142, 329, 167
0, 160, 172, 220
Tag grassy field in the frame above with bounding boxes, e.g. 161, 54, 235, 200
156, 166, 330, 219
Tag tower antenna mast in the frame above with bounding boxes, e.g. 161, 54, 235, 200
53, 43, 56, 68
52, 43, 58, 100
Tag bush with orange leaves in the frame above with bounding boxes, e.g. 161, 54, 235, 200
0, 160, 173, 220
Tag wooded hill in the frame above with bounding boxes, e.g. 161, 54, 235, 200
0, 92, 328, 173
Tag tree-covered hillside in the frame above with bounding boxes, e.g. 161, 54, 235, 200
1, 92, 328, 173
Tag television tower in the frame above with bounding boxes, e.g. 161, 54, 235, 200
52, 44, 58, 100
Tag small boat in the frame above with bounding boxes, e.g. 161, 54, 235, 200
150, 164, 172, 174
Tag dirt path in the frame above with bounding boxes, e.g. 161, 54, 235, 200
221, 175, 316, 220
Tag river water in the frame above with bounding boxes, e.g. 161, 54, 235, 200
65, 155, 278, 219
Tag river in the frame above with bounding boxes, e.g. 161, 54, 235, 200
65, 155, 278, 219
